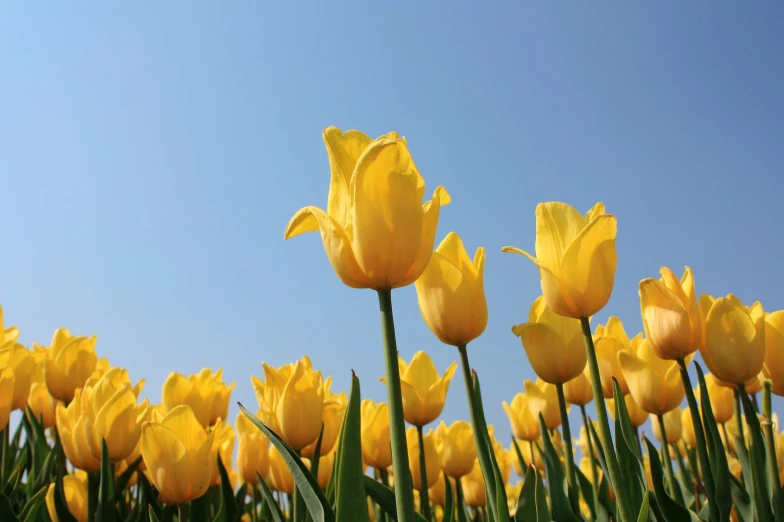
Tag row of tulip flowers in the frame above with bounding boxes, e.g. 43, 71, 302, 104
2, 126, 783, 522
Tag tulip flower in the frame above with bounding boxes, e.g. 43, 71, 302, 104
618, 337, 684, 415
0, 342, 35, 411
574, 424, 599, 460
502, 392, 541, 441
56, 389, 101, 472
428, 474, 448, 507
639, 266, 702, 360
27, 346, 59, 428
361, 399, 392, 470
652, 408, 682, 445
302, 384, 346, 458
44, 330, 98, 403
0, 306, 19, 345
284, 126, 450, 290
502, 201, 617, 319
700, 295, 765, 386
414, 232, 487, 346
162, 368, 236, 427
593, 317, 632, 397
386, 351, 456, 427
236, 413, 270, 485
696, 374, 735, 424
763, 311, 784, 396
606, 394, 649, 428
406, 427, 440, 490
512, 296, 586, 384
209, 419, 235, 485
564, 369, 593, 406
46, 472, 88, 522
524, 379, 563, 430
268, 445, 294, 495
435, 420, 476, 479
0, 368, 14, 431
306, 449, 335, 489
461, 460, 487, 508
681, 408, 698, 449
141, 405, 215, 504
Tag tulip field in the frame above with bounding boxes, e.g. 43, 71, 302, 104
2, 126, 784, 522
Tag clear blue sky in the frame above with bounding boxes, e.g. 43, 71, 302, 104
2, 3, 783, 461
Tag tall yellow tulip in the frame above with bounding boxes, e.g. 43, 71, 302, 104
700, 295, 765, 386
56, 389, 101, 473
639, 266, 702, 360
406, 427, 440, 490
44, 330, 98, 403
414, 232, 487, 346
141, 405, 215, 504
162, 368, 235, 427
236, 413, 270, 485
512, 296, 586, 384
618, 337, 684, 415
564, 369, 593, 406
0, 342, 35, 411
284, 126, 450, 290
502, 393, 540, 442
389, 351, 456, 427
502, 202, 617, 319
762, 311, 784, 396
0, 368, 14, 431
209, 420, 235, 485
268, 445, 294, 495
302, 385, 346, 458
461, 461, 487, 507
696, 374, 735, 424
594, 317, 632, 396
27, 346, 59, 428
652, 408, 682, 445
46, 472, 88, 522
524, 379, 563, 430
361, 400, 392, 470
436, 420, 476, 479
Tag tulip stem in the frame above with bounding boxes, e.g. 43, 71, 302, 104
178, 503, 188, 522
738, 386, 774, 522
556, 383, 580, 514
721, 424, 733, 455
580, 405, 600, 520
656, 413, 685, 506
676, 358, 716, 520
673, 443, 692, 491
416, 424, 432, 520
579, 317, 634, 522
734, 390, 746, 449
377, 289, 416, 522
87, 472, 99, 522
0, 427, 6, 485
455, 480, 468, 522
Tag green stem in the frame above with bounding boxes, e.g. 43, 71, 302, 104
739, 386, 774, 522
416, 424, 432, 520
735, 389, 746, 449
455, 480, 468, 522
556, 382, 579, 514
579, 317, 634, 522
673, 442, 692, 491
178, 502, 189, 522
762, 381, 783, 505
657, 413, 685, 505
676, 358, 716, 519
88, 472, 99, 522
377, 289, 416, 522
580, 405, 600, 521
751, 392, 760, 414
721, 423, 732, 455
0, 427, 7, 485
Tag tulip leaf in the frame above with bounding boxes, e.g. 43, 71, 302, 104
534, 467, 552, 522
442, 472, 455, 522
730, 474, 753, 522
362, 475, 429, 522
114, 456, 142, 500
575, 463, 597, 519
334, 373, 368, 522
2, 466, 21, 497
612, 380, 646, 514
238, 403, 335, 522
537, 413, 580, 522
510, 438, 527, 476
53, 473, 80, 522
256, 472, 286, 522
19, 485, 48, 522
148, 507, 161, 522
643, 437, 698, 521
0, 492, 19, 522
514, 465, 537, 522
636, 491, 650, 522
211, 455, 239, 522
98, 439, 117, 522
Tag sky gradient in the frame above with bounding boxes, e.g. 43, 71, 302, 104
2, 3, 783, 462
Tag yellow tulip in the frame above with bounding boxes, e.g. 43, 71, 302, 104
56, 389, 101, 472
618, 337, 684, 415
594, 317, 633, 396
46, 472, 88, 522
284, 127, 450, 290
428, 474, 449, 507
524, 379, 563, 430
574, 423, 599, 460
27, 346, 59, 428
209, 419, 235, 485
639, 266, 702, 361
302, 384, 346, 458
268, 445, 294, 495
436, 420, 476, 479
512, 296, 586, 384
44, 330, 98, 403
701, 295, 765, 386
461, 461, 486, 507
361, 399, 392, 469
681, 408, 698, 449
407, 427, 440, 490
607, 394, 649, 428
0, 306, 19, 345
564, 369, 593, 406
502, 201, 618, 319
390, 351, 456, 427
0, 342, 35, 411
306, 449, 335, 489
162, 368, 235, 427
236, 413, 270, 485
502, 393, 541, 441
652, 408, 682, 445
695, 374, 735, 424
507, 481, 523, 516
493, 442, 512, 484
81, 368, 149, 463
762, 311, 784, 396
0, 368, 14, 431
414, 232, 487, 346
252, 356, 325, 451
141, 405, 215, 504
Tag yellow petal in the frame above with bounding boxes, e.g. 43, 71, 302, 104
395, 186, 449, 288
501, 246, 576, 318
763, 311, 784, 396
323, 127, 373, 226
514, 323, 584, 384
639, 278, 692, 360
161, 405, 208, 454
141, 422, 192, 504
534, 202, 587, 270
702, 296, 765, 385
618, 350, 662, 415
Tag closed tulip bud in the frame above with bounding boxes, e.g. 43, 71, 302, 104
564, 369, 593, 406
415, 232, 487, 346
461, 461, 486, 507
388, 351, 456, 427
162, 368, 235, 427
407, 427, 440, 490
639, 266, 702, 360
513, 296, 586, 384
618, 338, 684, 415
0, 368, 14, 431
56, 389, 101, 472
594, 317, 633, 397
502, 393, 541, 441
762, 311, 784, 396
361, 399, 392, 469
701, 295, 765, 386
46, 472, 88, 522
0, 342, 35, 411
652, 409, 682, 445
695, 374, 735, 424
681, 408, 698, 449
236, 413, 270, 485
436, 420, 476, 479
524, 379, 563, 430
302, 385, 346, 458
141, 405, 215, 504
268, 445, 294, 495
285, 127, 450, 290
503, 202, 617, 319
607, 394, 649, 428
44, 330, 98, 403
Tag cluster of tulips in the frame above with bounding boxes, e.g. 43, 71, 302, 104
2, 126, 784, 522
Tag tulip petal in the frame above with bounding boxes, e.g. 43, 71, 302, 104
402, 352, 440, 398
141, 422, 192, 504
161, 405, 208, 454
618, 350, 662, 415
501, 246, 577, 317
703, 296, 764, 385
639, 278, 692, 360
514, 323, 582, 384
323, 127, 374, 225
396, 186, 450, 288
399, 379, 425, 426
764, 311, 784, 396
534, 202, 587, 269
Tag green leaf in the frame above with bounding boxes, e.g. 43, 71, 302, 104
442, 472, 455, 522
636, 491, 650, 522
0, 492, 20, 522
730, 474, 752, 522
114, 456, 142, 500
537, 414, 580, 522
335, 373, 370, 522
362, 476, 429, 522
575, 463, 596, 519
612, 380, 646, 514
510, 439, 527, 481
2, 466, 21, 497
148, 506, 161, 522
256, 472, 286, 522
97, 439, 116, 522
19, 485, 48, 522
643, 437, 698, 521
514, 466, 537, 522
533, 468, 551, 522
53, 473, 80, 522
211, 456, 239, 522
238, 403, 335, 522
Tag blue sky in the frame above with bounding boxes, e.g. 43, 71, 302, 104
1, 3, 783, 462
